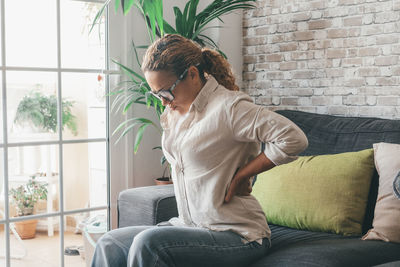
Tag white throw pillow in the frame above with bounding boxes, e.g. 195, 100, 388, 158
362, 142, 400, 243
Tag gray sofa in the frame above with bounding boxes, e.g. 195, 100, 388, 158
118, 110, 400, 267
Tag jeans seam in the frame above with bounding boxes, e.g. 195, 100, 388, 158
106, 234, 131, 251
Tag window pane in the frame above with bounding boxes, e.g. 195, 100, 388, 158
0, 74, 3, 144
10, 217, 60, 266
0, 148, 3, 215
8, 145, 60, 219
5, 0, 57, 68
64, 142, 107, 211
7, 71, 59, 143
62, 73, 106, 140
61, 0, 106, 69
64, 210, 107, 267
0, 224, 5, 266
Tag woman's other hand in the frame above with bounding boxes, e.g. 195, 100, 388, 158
225, 170, 252, 203
224, 153, 275, 203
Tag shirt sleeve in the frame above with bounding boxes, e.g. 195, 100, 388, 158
227, 93, 308, 166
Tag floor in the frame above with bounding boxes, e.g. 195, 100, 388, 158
0, 229, 87, 267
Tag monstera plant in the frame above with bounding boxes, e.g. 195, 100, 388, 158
93, 0, 255, 181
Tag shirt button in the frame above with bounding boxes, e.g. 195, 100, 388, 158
270, 120, 276, 125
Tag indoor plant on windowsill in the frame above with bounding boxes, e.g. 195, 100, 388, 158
14, 90, 78, 136
94, 0, 255, 185
9, 176, 48, 239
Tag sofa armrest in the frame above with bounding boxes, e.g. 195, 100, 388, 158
117, 184, 178, 228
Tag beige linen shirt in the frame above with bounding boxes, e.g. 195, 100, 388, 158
161, 76, 308, 243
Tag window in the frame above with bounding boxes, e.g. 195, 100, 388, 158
0, 0, 110, 266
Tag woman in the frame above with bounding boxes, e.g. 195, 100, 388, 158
92, 34, 308, 267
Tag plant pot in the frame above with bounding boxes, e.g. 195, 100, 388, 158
14, 219, 38, 239
154, 177, 173, 185
16, 207, 34, 217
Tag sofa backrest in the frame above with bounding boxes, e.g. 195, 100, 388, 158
276, 110, 400, 155
275, 110, 400, 235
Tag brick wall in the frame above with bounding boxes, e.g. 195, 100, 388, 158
242, 0, 400, 119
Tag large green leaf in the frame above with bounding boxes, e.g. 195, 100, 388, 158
134, 123, 150, 153
112, 60, 146, 83
89, 0, 111, 34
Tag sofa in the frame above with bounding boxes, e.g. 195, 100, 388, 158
118, 110, 400, 267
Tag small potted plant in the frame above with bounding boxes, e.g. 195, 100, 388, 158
9, 176, 48, 239
153, 147, 172, 185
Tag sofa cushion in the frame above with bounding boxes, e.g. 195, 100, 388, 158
363, 143, 400, 243
252, 149, 375, 236
250, 237, 400, 267
267, 224, 343, 251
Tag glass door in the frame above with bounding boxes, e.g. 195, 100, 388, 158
0, 0, 110, 266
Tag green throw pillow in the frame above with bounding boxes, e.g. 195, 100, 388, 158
252, 149, 375, 236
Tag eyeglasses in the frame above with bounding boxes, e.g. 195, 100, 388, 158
149, 67, 189, 102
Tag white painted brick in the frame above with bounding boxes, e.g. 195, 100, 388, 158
366, 77, 377, 85
314, 30, 328, 40
314, 88, 325, 95
297, 22, 309, 31
381, 46, 391, 56
332, 59, 341, 67
363, 57, 376, 66
283, 72, 292, 80
327, 0, 339, 8
272, 96, 281, 105
383, 23, 397, 34
242, 0, 400, 119
366, 96, 377, 105
298, 97, 312, 105
308, 60, 326, 68
348, 106, 361, 116
299, 42, 309, 51
380, 67, 392, 76
377, 96, 400, 106
299, 80, 309, 87
375, 11, 400, 24
316, 106, 329, 114
362, 14, 374, 25
311, 11, 323, 19
331, 17, 343, 28
344, 68, 358, 79
271, 8, 280, 15
343, 95, 367, 105
376, 77, 398, 86
314, 50, 325, 59
323, 87, 358, 95
333, 96, 343, 105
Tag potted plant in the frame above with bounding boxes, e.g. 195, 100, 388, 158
93, 0, 255, 183
9, 176, 48, 239
14, 90, 78, 135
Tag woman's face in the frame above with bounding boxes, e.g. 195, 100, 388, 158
145, 67, 202, 114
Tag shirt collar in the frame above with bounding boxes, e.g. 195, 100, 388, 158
190, 75, 219, 113
160, 76, 219, 130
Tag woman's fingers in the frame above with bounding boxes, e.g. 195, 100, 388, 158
224, 177, 252, 203
224, 179, 238, 203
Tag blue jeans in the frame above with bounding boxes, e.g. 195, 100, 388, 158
91, 224, 270, 267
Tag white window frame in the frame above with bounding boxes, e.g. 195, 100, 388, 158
0, 1, 123, 266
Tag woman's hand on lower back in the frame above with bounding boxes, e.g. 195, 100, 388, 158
224, 171, 252, 203
224, 153, 276, 203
